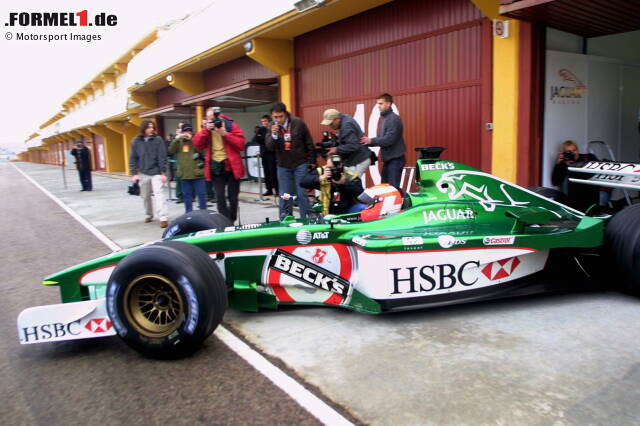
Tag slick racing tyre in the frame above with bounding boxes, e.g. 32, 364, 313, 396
527, 186, 568, 204
162, 210, 232, 239
604, 203, 640, 294
106, 241, 227, 359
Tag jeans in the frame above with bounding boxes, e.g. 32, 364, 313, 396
175, 177, 182, 200
277, 163, 310, 219
212, 171, 240, 222
381, 155, 406, 191
181, 178, 207, 213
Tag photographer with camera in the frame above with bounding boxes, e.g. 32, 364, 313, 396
321, 108, 372, 178
551, 140, 599, 211
300, 154, 365, 216
265, 102, 315, 219
168, 123, 207, 213
70, 140, 92, 191
252, 115, 278, 196
129, 120, 169, 228
192, 107, 245, 223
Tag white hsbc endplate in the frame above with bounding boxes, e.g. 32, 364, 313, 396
17, 298, 116, 345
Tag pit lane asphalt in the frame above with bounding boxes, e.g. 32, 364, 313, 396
5, 162, 640, 425
0, 163, 324, 425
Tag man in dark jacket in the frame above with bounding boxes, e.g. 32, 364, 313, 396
252, 114, 278, 196
321, 108, 372, 178
266, 102, 315, 219
70, 141, 92, 191
192, 107, 245, 223
360, 93, 406, 191
129, 120, 169, 228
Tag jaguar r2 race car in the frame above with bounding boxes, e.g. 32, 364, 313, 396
17, 147, 640, 358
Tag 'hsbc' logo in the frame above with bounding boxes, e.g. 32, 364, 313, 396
269, 249, 350, 297
390, 261, 480, 295
20, 320, 81, 343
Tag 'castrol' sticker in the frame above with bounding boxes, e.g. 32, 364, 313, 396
483, 236, 515, 246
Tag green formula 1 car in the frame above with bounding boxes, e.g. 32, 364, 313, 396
17, 147, 640, 358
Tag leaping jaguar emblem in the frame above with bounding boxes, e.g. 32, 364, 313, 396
436, 172, 530, 212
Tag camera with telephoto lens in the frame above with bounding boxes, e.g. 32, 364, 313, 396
329, 154, 343, 182
562, 151, 576, 161
192, 152, 205, 169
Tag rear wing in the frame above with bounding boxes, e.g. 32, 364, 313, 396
568, 161, 640, 191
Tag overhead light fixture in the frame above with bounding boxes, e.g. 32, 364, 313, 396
243, 41, 253, 52
166, 74, 174, 82
294, 0, 325, 12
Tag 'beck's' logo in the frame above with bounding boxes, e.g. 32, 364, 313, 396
269, 249, 349, 296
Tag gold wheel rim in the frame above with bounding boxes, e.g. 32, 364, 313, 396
123, 274, 184, 338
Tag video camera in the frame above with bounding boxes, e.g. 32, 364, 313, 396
314, 131, 339, 157
318, 131, 338, 149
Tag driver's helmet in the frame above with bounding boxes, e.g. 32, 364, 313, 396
359, 184, 403, 221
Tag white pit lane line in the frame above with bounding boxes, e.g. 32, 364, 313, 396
12, 163, 353, 426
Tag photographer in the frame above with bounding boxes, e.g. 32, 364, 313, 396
265, 102, 315, 219
192, 107, 245, 223
252, 115, 278, 196
168, 123, 206, 213
70, 140, 92, 191
300, 154, 365, 216
551, 140, 599, 211
321, 108, 372, 177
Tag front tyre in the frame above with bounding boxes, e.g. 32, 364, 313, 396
162, 210, 232, 239
106, 241, 227, 358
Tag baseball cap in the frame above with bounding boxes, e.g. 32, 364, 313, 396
321, 109, 340, 125
181, 123, 193, 132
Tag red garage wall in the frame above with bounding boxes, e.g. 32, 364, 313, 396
295, 0, 492, 171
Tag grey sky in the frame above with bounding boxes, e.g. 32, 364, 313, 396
0, 0, 212, 153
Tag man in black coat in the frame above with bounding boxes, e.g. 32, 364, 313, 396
252, 114, 278, 196
266, 102, 315, 219
70, 141, 92, 191
360, 93, 406, 191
